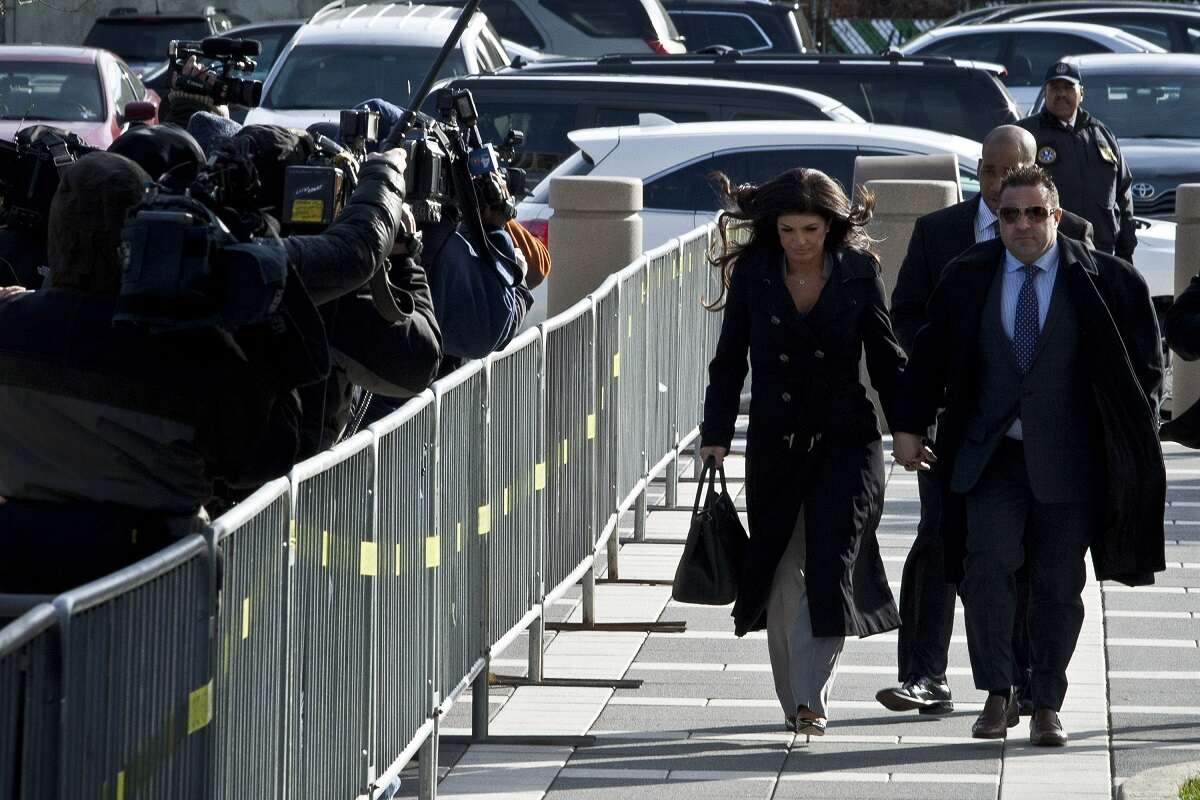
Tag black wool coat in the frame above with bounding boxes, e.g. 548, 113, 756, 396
895, 234, 1166, 586
701, 245, 905, 638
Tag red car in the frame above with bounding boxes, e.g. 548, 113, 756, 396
0, 45, 160, 149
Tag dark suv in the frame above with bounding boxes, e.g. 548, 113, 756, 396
83, 7, 236, 79
428, 72, 862, 183
508, 53, 1019, 141
663, 0, 815, 53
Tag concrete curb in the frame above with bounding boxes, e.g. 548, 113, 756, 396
1118, 760, 1200, 800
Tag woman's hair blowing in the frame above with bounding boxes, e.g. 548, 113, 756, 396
706, 167, 875, 309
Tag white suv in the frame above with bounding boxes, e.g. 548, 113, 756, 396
245, 3, 510, 130
447, 0, 685, 56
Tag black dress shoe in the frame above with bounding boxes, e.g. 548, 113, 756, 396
971, 695, 1019, 739
875, 676, 954, 714
1029, 709, 1068, 746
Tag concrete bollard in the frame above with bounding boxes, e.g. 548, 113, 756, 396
1174, 185, 1200, 417
863, 179, 959, 304
860, 180, 958, 428
547, 177, 643, 317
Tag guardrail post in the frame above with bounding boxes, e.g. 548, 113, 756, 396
605, 532, 620, 581
581, 557, 596, 626
470, 665, 490, 741
633, 491, 647, 543
529, 329, 547, 683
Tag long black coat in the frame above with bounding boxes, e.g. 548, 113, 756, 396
895, 234, 1166, 586
701, 245, 905, 638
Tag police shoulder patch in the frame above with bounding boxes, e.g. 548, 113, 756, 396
1037, 145, 1057, 165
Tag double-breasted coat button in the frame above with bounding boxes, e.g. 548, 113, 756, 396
781, 392, 792, 402
770, 315, 781, 325
779, 353, 789, 363
814, 350, 825, 359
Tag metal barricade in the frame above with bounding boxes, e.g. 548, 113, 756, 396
592, 277, 622, 552
0, 221, 727, 800
288, 434, 377, 798
615, 259, 651, 509
483, 331, 542, 648
432, 364, 488, 707
541, 299, 597, 595
207, 479, 291, 800
0, 604, 58, 800
369, 393, 437, 790
55, 535, 212, 799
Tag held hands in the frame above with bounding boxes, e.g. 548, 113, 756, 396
892, 432, 937, 472
698, 445, 728, 469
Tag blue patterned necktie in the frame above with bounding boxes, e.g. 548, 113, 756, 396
1013, 264, 1041, 374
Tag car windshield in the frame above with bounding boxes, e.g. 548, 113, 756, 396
1081, 73, 1200, 138
84, 19, 212, 62
0, 61, 104, 122
265, 45, 469, 110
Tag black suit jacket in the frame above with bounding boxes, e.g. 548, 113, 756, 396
896, 234, 1165, 586
890, 196, 1095, 354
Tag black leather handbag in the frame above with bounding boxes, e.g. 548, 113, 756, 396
671, 457, 748, 605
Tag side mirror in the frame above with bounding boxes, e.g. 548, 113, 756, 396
124, 100, 157, 125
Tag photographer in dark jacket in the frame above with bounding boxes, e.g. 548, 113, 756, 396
209, 123, 441, 453
0, 153, 304, 595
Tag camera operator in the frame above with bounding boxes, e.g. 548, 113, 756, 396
0, 153, 305, 595
210, 122, 442, 453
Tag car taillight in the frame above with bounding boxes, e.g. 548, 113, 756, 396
645, 38, 671, 54
520, 218, 549, 248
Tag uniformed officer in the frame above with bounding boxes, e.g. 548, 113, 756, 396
1017, 61, 1136, 262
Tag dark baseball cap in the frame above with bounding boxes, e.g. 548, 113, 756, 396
1044, 61, 1082, 86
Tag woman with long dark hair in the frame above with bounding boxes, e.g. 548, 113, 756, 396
698, 167, 905, 735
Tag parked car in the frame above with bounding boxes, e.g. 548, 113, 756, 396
662, 0, 814, 53
515, 118, 983, 324
0, 45, 160, 148
82, 7, 236, 80
1000, 7, 1200, 53
429, 72, 862, 184
423, 0, 686, 55
898, 21, 1163, 112
244, 3, 509, 131
1030, 53, 1200, 222
943, 1, 1200, 30
506, 53, 1019, 141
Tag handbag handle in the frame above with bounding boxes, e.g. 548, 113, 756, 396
692, 456, 730, 515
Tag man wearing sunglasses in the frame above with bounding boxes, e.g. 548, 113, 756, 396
1018, 60, 1136, 263
892, 165, 1165, 747
880, 125, 1094, 721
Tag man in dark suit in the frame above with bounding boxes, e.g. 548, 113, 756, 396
893, 165, 1165, 746
878, 126, 1093, 717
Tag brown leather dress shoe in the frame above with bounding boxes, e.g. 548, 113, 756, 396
971, 694, 1019, 739
1029, 709, 1068, 746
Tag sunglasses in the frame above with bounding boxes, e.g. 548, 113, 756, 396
998, 206, 1057, 224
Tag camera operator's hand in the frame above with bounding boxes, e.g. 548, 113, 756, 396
365, 147, 407, 175
480, 205, 507, 229
0, 286, 30, 301
389, 206, 419, 258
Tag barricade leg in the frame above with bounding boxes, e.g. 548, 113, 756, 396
606, 530, 619, 581
632, 490, 647, 542
418, 719, 439, 800
581, 558, 596, 626
471, 662, 489, 741
664, 454, 679, 509
527, 611, 545, 683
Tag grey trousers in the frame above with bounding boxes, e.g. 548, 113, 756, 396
767, 511, 847, 719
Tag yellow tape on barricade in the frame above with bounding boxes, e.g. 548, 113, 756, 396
587, 413, 596, 441
535, 463, 546, 491
321, 530, 330, 569
456, 522, 462, 553
425, 536, 440, 569
612, 353, 621, 379
241, 597, 250, 641
561, 438, 569, 466
478, 505, 491, 535
395, 544, 402, 576
188, 680, 213, 735
503, 487, 510, 516
360, 541, 378, 577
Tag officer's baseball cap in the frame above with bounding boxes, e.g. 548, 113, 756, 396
1044, 61, 1082, 86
